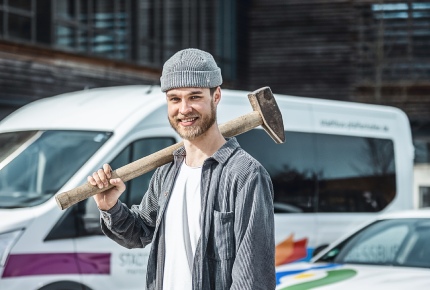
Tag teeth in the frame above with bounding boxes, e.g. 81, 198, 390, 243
181, 118, 196, 122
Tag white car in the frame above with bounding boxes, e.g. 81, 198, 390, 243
275, 209, 430, 289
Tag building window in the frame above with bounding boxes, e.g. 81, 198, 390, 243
414, 138, 430, 164
137, 0, 217, 67
0, 0, 36, 42
54, 0, 131, 59
136, 0, 236, 80
419, 186, 430, 207
0, 0, 237, 82
354, 2, 430, 98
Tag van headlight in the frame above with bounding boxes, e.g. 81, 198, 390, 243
0, 230, 23, 267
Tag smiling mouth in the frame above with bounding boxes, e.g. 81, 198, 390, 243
181, 117, 197, 122
178, 116, 198, 125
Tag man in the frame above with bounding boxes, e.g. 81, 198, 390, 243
89, 48, 276, 290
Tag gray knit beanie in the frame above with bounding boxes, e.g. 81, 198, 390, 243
160, 48, 222, 92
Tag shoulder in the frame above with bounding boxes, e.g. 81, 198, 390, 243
218, 138, 267, 173
222, 147, 274, 201
229, 147, 261, 168
225, 147, 271, 181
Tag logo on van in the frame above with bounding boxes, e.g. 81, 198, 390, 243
119, 252, 148, 275
320, 120, 389, 132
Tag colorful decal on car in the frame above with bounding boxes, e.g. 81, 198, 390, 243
276, 264, 357, 289
276, 263, 336, 285
275, 234, 310, 266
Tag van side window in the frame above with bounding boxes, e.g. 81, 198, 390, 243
315, 134, 395, 212
236, 129, 396, 213
110, 137, 176, 207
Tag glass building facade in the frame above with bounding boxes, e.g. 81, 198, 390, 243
0, 0, 237, 77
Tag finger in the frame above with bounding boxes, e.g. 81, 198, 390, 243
103, 164, 112, 179
87, 175, 97, 186
92, 171, 104, 188
97, 168, 109, 187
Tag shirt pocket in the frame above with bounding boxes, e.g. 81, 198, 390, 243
207, 210, 235, 260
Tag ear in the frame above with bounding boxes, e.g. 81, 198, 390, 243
213, 87, 221, 105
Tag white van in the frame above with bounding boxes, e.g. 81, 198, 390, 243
0, 85, 414, 289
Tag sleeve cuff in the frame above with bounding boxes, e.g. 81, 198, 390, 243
100, 200, 122, 227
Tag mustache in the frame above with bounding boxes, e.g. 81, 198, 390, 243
174, 114, 200, 120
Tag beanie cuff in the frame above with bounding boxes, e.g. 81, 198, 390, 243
160, 69, 222, 92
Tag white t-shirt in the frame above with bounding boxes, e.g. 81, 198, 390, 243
162, 161, 202, 290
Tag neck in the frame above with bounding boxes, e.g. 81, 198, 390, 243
183, 124, 226, 167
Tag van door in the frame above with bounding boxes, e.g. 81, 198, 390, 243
74, 136, 176, 290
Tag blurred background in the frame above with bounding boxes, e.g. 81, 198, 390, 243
0, 0, 428, 205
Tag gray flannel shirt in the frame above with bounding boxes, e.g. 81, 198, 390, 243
100, 137, 276, 290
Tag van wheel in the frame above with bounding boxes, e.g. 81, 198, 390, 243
38, 281, 92, 290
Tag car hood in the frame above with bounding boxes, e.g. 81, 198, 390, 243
0, 208, 35, 233
276, 262, 430, 289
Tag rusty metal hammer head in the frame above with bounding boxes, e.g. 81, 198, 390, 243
248, 87, 285, 144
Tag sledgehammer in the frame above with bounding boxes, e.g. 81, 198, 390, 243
55, 86, 285, 210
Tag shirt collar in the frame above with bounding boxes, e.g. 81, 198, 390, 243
173, 137, 240, 165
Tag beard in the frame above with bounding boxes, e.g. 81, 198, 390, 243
169, 101, 217, 141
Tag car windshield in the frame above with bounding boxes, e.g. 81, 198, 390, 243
0, 130, 111, 208
317, 218, 430, 268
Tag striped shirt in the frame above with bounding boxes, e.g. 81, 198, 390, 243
100, 137, 276, 290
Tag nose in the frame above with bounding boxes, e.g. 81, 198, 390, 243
179, 99, 192, 115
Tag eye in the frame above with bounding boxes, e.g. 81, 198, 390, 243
169, 97, 180, 103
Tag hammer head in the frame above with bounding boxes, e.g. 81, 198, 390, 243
248, 87, 285, 144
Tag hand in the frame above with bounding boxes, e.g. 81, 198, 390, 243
88, 164, 126, 211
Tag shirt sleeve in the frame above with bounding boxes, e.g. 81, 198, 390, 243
231, 167, 276, 290
99, 167, 161, 249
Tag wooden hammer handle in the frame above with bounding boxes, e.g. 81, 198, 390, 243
55, 111, 262, 210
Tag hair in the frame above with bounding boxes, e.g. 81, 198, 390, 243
210, 87, 218, 96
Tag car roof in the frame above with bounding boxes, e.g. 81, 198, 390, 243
377, 208, 430, 220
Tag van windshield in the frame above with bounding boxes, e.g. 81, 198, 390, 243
0, 130, 111, 208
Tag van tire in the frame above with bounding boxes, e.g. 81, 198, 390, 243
38, 281, 92, 290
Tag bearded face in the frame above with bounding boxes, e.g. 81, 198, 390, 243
168, 98, 217, 141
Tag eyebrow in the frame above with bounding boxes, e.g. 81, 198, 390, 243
167, 90, 204, 98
